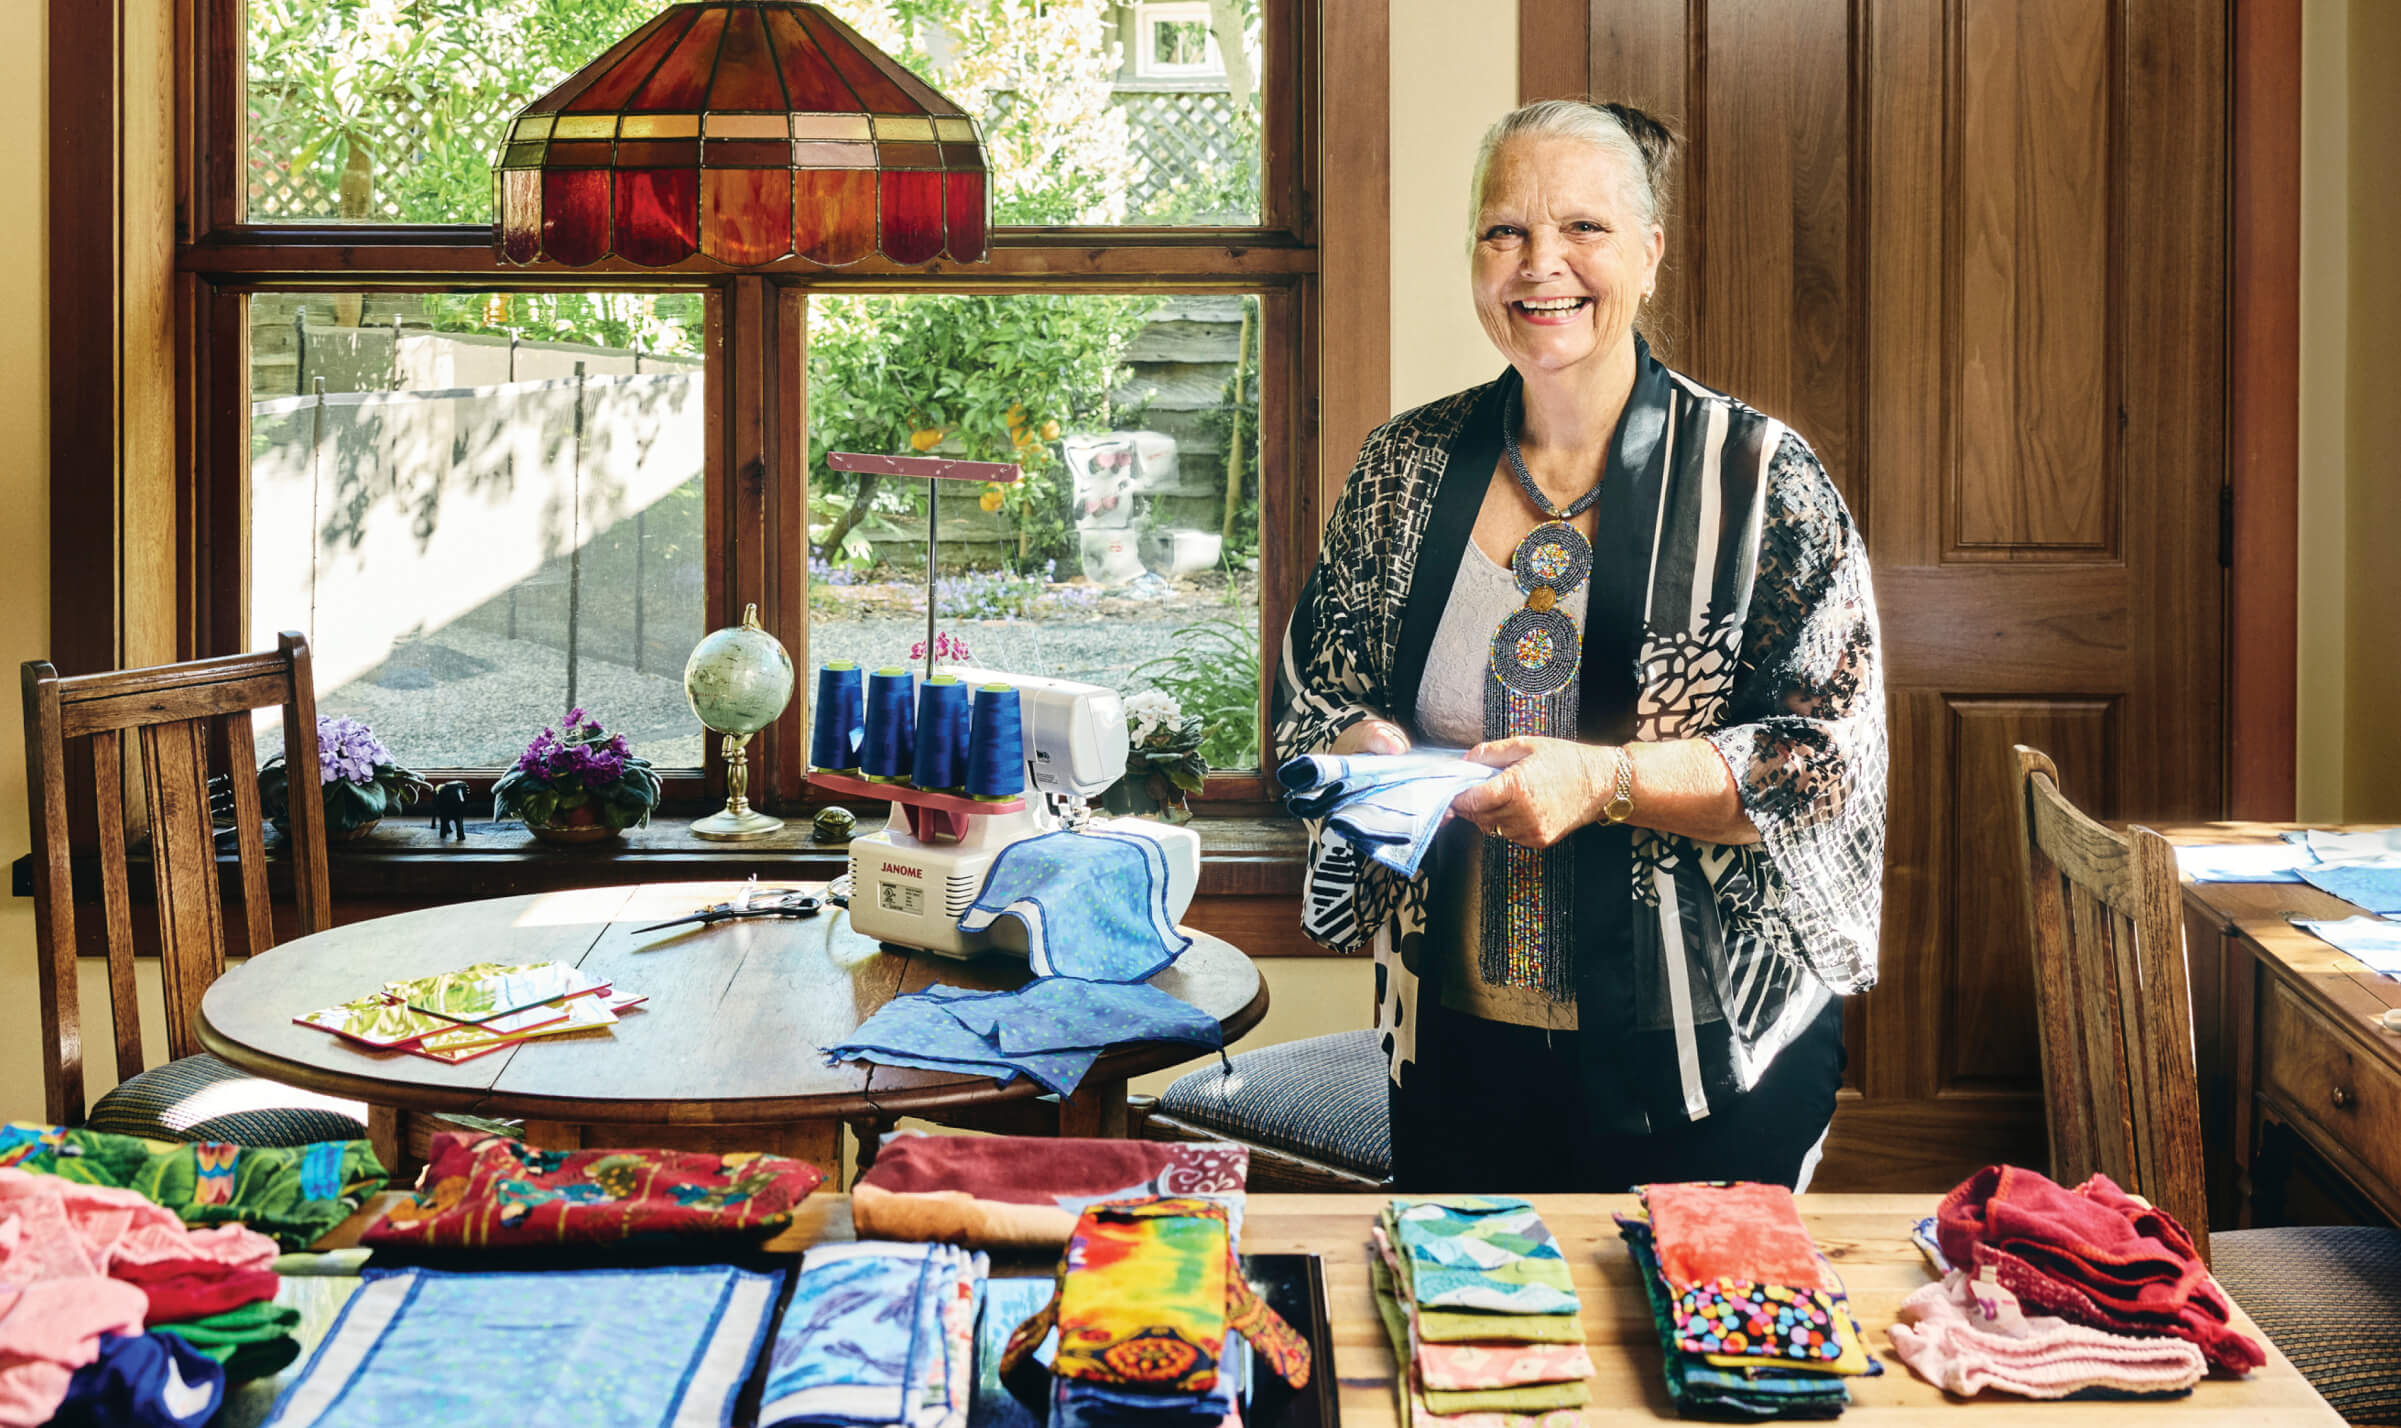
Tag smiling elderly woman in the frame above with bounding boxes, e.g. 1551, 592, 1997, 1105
1276, 101, 1888, 1192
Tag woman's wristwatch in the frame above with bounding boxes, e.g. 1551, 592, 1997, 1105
1598, 746, 1636, 824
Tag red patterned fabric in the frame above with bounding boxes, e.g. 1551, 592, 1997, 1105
359, 1133, 822, 1248
1935, 1165, 2264, 1373
1644, 1182, 1830, 1292
111, 1260, 280, 1326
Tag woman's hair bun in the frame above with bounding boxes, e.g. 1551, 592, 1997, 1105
1596, 102, 1680, 190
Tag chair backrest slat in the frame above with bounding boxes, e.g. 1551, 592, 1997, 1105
87, 729, 145, 1085
224, 714, 276, 958
2011, 744, 2212, 1264
20, 632, 331, 1118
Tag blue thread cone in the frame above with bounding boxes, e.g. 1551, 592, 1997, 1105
913, 676, 971, 792
863, 667, 917, 781
967, 683, 1026, 799
809, 662, 864, 772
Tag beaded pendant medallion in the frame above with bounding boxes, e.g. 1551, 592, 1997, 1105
1480, 519, 1590, 1000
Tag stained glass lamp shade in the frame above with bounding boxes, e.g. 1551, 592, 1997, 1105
494, 2, 988, 268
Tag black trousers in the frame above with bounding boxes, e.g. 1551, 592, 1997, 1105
1388, 994, 1847, 1193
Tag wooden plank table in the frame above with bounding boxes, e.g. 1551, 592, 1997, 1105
268, 1192, 2341, 1427
195, 883, 1267, 1177
2158, 823, 2401, 1225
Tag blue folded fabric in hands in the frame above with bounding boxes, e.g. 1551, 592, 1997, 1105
1277, 750, 1497, 879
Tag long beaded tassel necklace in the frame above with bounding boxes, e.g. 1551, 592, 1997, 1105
1480, 379, 1601, 1001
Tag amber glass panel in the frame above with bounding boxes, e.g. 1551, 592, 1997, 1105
796, 170, 878, 265
542, 169, 613, 265
805, 293, 1268, 770
796, 8, 918, 113
709, 5, 791, 112
614, 140, 702, 169
945, 171, 988, 261
880, 171, 946, 266
877, 142, 942, 171
625, 8, 729, 112
701, 168, 793, 266
615, 169, 699, 267
248, 290, 708, 772
761, 9, 860, 114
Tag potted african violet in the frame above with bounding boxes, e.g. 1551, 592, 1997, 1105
491, 708, 661, 845
258, 714, 431, 841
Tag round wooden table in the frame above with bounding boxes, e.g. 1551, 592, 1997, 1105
197, 881, 1268, 1178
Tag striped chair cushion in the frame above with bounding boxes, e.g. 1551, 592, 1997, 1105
86, 1052, 370, 1148
2213, 1225, 2401, 1425
1159, 1029, 1390, 1179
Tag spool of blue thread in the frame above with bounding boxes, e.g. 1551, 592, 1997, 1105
967, 683, 1026, 800
863, 667, 917, 782
809, 662, 864, 772
912, 675, 971, 792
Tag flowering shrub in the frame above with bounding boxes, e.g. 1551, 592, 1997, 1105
910, 632, 976, 664
258, 714, 428, 837
490, 708, 662, 831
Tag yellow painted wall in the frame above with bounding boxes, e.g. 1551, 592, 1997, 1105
2337, 0, 2401, 820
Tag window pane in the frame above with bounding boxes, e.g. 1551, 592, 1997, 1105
249, 291, 709, 774
245, 1, 1262, 228
808, 293, 1265, 771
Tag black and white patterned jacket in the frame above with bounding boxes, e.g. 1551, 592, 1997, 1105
1274, 343, 1886, 1131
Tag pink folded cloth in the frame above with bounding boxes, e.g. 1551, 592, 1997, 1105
0, 1277, 149, 1427
1889, 1268, 2206, 1400
1368, 1225, 1596, 1390
0, 1171, 275, 1281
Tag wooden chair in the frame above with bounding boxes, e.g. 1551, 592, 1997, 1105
2013, 746, 2401, 1424
24, 633, 367, 1145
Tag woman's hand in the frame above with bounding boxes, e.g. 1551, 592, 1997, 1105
1450, 737, 1613, 848
1329, 717, 1411, 756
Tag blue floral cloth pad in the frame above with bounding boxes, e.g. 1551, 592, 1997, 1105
1276, 751, 1497, 879
258, 1265, 781, 1428
762, 1240, 986, 1428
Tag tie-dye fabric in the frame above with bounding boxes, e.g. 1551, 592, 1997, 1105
1384, 1199, 1578, 1316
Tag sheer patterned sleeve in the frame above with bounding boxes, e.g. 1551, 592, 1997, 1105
1703, 432, 1888, 993
1274, 423, 1405, 951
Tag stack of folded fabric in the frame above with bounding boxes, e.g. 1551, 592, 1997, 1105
358, 1131, 823, 1248
1889, 1266, 2205, 1400
0, 1121, 387, 1250
852, 1132, 1248, 1249
1370, 1197, 1592, 1428
1933, 1165, 2264, 1375
760, 1241, 986, 1428
999, 1196, 1311, 1428
0, 1166, 308, 1427
1615, 1182, 1879, 1420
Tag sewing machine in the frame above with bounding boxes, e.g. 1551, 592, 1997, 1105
832, 668, 1202, 960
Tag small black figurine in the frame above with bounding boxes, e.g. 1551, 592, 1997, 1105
431, 780, 471, 839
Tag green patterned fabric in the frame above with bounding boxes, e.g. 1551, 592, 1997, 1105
152, 1300, 304, 1381
85, 1052, 367, 1147
0, 1121, 386, 1249
2213, 1226, 2401, 1427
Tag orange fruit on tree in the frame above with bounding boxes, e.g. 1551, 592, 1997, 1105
1040, 419, 1061, 441
979, 487, 1005, 513
909, 427, 943, 452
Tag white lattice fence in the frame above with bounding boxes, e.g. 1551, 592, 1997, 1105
247, 85, 514, 221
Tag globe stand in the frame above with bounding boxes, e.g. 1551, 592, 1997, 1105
693, 730, 783, 840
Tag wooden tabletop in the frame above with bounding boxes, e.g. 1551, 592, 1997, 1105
197, 882, 1267, 1125
289, 1191, 2345, 1426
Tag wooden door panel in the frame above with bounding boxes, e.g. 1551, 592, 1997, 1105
1955, 0, 2114, 555
1530, 0, 2226, 1190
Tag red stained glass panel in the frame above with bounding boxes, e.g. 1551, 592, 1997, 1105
880, 170, 945, 266
943, 170, 987, 262
627, 7, 728, 112
614, 169, 698, 267
796, 7, 916, 112
701, 168, 793, 266
795, 169, 877, 265
707, 6, 789, 112
761, 9, 857, 112
540, 168, 612, 265
562, 9, 700, 114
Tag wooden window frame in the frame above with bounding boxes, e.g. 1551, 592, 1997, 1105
77, 0, 1366, 819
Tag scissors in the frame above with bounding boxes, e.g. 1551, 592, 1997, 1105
635, 877, 825, 935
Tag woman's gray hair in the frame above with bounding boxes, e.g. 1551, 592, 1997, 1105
1468, 99, 1681, 240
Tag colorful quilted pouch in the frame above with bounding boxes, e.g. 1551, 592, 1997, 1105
0, 1122, 384, 1250
1385, 1197, 1579, 1316
1001, 1196, 1311, 1394
1639, 1182, 1875, 1376
359, 1131, 822, 1247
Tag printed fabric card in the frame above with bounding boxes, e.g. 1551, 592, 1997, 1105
1366, 1225, 1593, 1392
358, 1132, 822, 1248
1385, 1198, 1580, 1317
391, 961, 609, 1024
851, 1132, 1247, 1250
1636, 1183, 1875, 1377
760, 1240, 985, 1428
258, 1265, 778, 1428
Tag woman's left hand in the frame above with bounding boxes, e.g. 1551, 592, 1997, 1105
1450, 737, 1615, 848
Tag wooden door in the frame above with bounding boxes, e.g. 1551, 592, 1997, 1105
1523, 0, 2228, 1188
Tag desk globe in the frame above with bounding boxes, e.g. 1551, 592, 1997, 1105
684, 603, 796, 840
